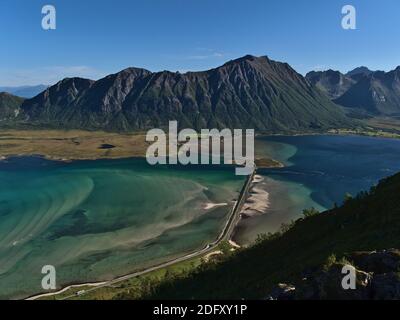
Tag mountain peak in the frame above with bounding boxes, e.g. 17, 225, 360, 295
53, 77, 94, 88
305, 69, 355, 99
0, 85, 48, 99
326, 69, 341, 74
335, 66, 400, 115
223, 55, 271, 66
234, 54, 259, 61
346, 66, 373, 77
0, 92, 13, 98
116, 67, 152, 75
50, 77, 95, 94
0, 91, 24, 101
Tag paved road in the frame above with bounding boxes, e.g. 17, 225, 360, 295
28, 168, 256, 300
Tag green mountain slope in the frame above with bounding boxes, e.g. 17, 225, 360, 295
306, 69, 356, 99
345, 66, 373, 82
335, 68, 400, 116
306, 66, 400, 119
145, 172, 400, 299
16, 55, 354, 132
0, 92, 24, 122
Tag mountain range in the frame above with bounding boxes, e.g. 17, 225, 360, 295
305, 69, 357, 100
306, 66, 400, 117
0, 55, 354, 133
0, 85, 48, 99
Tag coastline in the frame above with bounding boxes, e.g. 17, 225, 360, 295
10, 131, 399, 300
239, 174, 271, 218
256, 128, 400, 140
0, 153, 147, 163
26, 167, 256, 300
1, 127, 398, 165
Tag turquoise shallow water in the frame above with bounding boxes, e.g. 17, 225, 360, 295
234, 135, 400, 244
2, 135, 400, 299
0, 158, 244, 299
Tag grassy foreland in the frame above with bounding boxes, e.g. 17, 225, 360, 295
0, 130, 150, 160
329, 127, 400, 139
0, 130, 285, 170
328, 116, 400, 139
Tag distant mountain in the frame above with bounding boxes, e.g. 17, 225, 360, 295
346, 66, 373, 82
0, 85, 48, 98
305, 70, 356, 99
0, 92, 24, 122
335, 67, 400, 116
306, 66, 400, 117
14, 55, 353, 132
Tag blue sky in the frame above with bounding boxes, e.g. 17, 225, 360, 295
1, 0, 399, 86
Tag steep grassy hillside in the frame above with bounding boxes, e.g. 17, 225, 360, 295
144, 172, 400, 299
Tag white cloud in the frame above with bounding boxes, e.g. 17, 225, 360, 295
186, 48, 226, 60
187, 53, 225, 60
311, 65, 329, 72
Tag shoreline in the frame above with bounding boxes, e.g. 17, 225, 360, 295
25, 281, 108, 300
257, 129, 400, 140
1, 130, 397, 165
0, 153, 147, 163
26, 168, 256, 300
13, 131, 397, 300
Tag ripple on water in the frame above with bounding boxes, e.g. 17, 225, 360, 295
0, 157, 244, 299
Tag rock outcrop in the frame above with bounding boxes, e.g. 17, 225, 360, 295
267, 249, 400, 300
